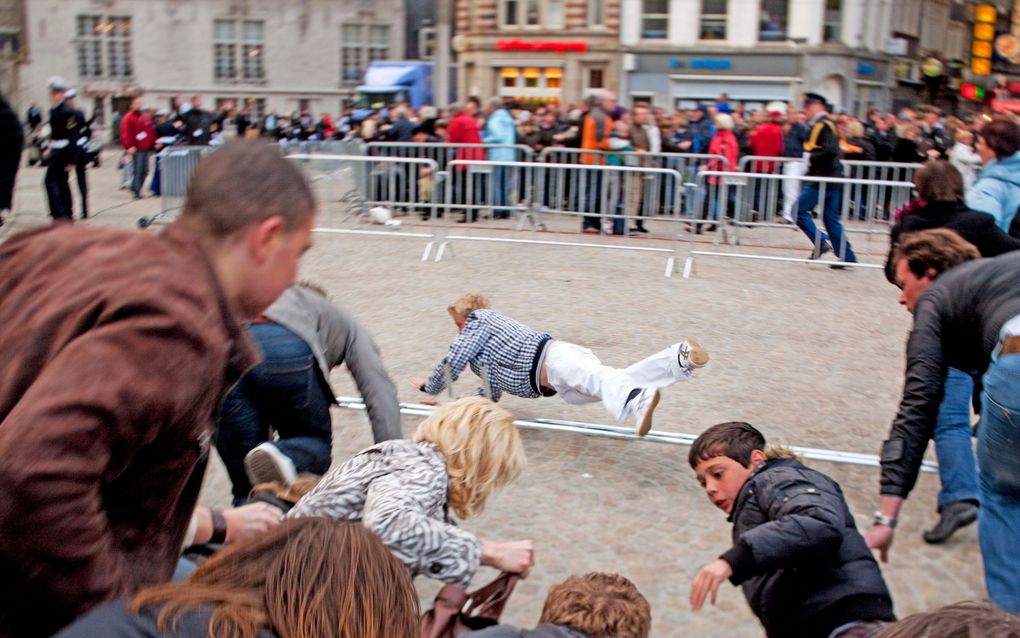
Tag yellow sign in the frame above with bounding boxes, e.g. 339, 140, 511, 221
975, 4, 997, 23
973, 41, 994, 58
975, 23, 996, 41
972, 58, 992, 75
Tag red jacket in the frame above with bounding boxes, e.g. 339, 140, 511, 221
447, 111, 485, 165
0, 222, 257, 637
120, 110, 156, 151
748, 122, 784, 173
706, 130, 739, 185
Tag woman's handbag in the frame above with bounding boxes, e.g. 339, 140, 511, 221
420, 572, 520, 638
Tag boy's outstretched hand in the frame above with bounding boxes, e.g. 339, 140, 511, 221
690, 559, 733, 610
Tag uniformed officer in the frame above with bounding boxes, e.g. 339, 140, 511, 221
43, 77, 77, 222
65, 88, 91, 220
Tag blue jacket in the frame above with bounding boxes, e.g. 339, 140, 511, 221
483, 108, 516, 162
965, 151, 1020, 232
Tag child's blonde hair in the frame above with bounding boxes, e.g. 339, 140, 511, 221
447, 293, 491, 320
414, 396, 525, 519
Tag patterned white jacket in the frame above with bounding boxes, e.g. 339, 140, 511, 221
287, 439, 481, 586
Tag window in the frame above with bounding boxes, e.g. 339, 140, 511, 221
340, 24, 390, 84
920, 0, 949, 52
589, 0, 605, 26
76, 15, 133, 79
214, 19, 265, 81
588, 68, 604, 89
419, 26, 436, 59
546, 0, 565, 28
758, 0, 787, 41
501, 0, 542, 27
498, 67, 564, 92
823, 0, 841, 42
891, 0, 922, 37
642, 0, 668, 39
700, 0, 727, 40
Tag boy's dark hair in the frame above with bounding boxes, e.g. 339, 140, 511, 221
688, 422, 766, 469
981, 117, 1020, 159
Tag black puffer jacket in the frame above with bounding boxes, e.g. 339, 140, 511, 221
884, 200, 1020, 281
803, 114, 842, 177
881, 251, 1020, 498
721, 454, 894, 638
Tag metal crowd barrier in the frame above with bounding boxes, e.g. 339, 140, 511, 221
138, 146, 215, 228
286, 153, 444, 256
429, 159, 690, 276
277, 138, 366, 156
736, 156, 923, 229
367, 142, 534, 173
334, 395, 937, 472
681, 170, 917, 276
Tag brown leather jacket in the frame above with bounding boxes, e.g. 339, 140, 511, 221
0, 221, 258, 638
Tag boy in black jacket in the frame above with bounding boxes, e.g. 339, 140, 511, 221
688, 422, 895, 638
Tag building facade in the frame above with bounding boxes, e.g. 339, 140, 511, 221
620, 0, 896, 115
15, 0, 404, 125
453, 0, 621, 107
0, 0, 22, 100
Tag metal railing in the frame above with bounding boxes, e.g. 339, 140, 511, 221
138, 146, 215, 228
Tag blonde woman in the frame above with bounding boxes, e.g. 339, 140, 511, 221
288, 397, 533, 586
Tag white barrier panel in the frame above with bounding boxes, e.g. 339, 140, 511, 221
334, 396, 937, 472
139, 146, 215, 228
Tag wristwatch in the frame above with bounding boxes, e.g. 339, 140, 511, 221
873, 511, 898, 528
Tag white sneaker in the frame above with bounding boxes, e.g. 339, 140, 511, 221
244, 442, 297, 487
677, 339, 709, 373
631, 388, 661, 437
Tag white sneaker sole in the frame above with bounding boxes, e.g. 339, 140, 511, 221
634, 389, 661, 437
244, 444, 297, 487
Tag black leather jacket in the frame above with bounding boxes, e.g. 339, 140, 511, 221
722, 456, 894, 638
804, 113, 842, 177
881, 251, 1020, 498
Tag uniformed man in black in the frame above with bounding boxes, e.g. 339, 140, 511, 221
793, 92, 857, 265
66, 88, 91, 219
43, 78, 78, 222
181, 95, 213, 146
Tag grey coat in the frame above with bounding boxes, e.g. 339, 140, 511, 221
264, 285, 401, 442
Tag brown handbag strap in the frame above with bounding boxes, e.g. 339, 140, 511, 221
463, 572, 520, 620
420, 583, 469, 638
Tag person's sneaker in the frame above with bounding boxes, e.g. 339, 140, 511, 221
809, 242, 832, 260
630, 388, 661, 437
677, 339, 709, 373
244, 442, 297, 487
923, 500, 978, 544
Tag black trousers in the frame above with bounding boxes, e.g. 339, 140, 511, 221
44, 153, 73, 221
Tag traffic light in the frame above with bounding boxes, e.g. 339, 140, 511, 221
972, 4, 996, 76
961, 83, 986, 100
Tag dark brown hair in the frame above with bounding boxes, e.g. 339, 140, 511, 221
913, 161, 964, 203
130, 518, 419, 638
874, 601, 1020, 638
891, 228, 981, 281
181, 140, 316, 238
539, 573, 651, 638
981, 117, 1020, 159
688, 421, 766, 469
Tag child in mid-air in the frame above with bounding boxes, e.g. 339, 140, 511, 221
412, 293, 708, 436
688, 421, 895, 638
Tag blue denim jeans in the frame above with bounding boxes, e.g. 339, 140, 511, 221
976, 352, 1020, 612
934, 368, 980, 508
216, 322, 333, 503
493, 165, 512, 217
796, 183, 857, 262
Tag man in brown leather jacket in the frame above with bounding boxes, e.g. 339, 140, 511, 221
0, 140, 316, 637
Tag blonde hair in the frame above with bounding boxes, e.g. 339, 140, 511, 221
414, 397, 525, 519
955, 129, 974, 145
714, 113, 734, 131
447, 292, 491, 320
845, 120, 865, 138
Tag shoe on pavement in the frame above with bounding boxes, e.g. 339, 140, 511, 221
809, 242, 832, 260
677, 339, 709, 373
244, 442, 297, 487
629, 388, 661, 437
923, 500, 978, 544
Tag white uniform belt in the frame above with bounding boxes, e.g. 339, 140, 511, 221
50, 140, 70, 149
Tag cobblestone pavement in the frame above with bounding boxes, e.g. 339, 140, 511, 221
2, 155, 986, 637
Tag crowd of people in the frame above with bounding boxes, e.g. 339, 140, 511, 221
2, 78, 1020, 637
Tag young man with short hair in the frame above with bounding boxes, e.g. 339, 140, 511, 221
0, 140, 316, 637
867, 229, 1020, 613
689, 421, 895, 638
